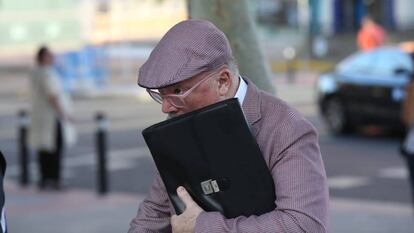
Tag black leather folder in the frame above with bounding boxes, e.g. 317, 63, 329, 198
142, 98, 276, 218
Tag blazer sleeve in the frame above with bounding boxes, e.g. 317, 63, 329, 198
194, 121, 329, 233
128, 172, 172, 233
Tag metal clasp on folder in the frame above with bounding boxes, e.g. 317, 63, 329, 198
201, 179, 220, 195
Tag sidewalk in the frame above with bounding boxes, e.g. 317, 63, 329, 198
6, 181, 143, 233
6, 181, 413, 233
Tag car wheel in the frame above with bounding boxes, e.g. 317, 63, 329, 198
323, 98, 351, 134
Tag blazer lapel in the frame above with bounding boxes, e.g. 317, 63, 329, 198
241, 77, 262, 137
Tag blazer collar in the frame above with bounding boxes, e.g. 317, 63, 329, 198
241, 77, 262, 127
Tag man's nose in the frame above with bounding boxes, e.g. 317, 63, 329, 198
161, 98, 178, 114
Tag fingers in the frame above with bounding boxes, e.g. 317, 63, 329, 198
171, 214, 178, 222
170, 214, 178, 231
177, 186, 196, 208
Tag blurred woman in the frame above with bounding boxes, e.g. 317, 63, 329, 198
29, 46, 76, 190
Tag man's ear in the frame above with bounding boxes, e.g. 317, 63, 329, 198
217, 69, 231, 96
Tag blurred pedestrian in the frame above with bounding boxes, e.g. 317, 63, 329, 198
128, 19, 328, 233
29, 46, 77, 190
357, 16, 387, 51
400, 53, 414, 210
0, 150, 7, 233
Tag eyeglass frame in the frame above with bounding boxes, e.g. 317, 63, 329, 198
146, 66, 226, 108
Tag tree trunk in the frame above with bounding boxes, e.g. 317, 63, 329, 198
189, 0, 275, 94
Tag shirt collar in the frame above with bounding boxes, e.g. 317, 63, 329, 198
234, 76, 248, 105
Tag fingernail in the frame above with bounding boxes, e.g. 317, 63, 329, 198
177, 186, 184, 192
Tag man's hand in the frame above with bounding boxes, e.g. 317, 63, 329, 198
171, 186, 203, 233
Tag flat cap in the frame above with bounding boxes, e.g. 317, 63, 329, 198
138, 19, 233, 89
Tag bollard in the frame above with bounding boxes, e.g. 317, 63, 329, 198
283, 47, 296, 83
18, 110, 29, 186
95, 112, 108, 195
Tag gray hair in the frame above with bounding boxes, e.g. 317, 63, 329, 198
226, 57, 240, 79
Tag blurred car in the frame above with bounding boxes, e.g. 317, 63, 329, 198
317, 47, 414, 134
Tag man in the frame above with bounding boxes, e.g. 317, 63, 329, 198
129, 19, 329, 232
357, 16, 387, 51
30, 46, 76, 190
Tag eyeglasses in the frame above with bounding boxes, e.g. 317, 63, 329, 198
146, 70, 218, 108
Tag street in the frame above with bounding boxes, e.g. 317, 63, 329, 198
1, 71, 413, 232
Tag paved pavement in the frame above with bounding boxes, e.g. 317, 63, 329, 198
6, 182, 142, 233
6, 180, 414, 233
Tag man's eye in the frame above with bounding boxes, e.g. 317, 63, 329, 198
173, 88, 182, 94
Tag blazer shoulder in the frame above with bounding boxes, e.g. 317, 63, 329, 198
258, 91, 316, 133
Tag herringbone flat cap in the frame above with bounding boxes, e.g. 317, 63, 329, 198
138, 19, 233, 89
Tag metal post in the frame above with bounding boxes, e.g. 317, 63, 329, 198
283, 47, 297, 83
96, 112, 108, 195
18, 110, 29, 186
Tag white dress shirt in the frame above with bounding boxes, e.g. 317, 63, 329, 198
234, 76, 248, 105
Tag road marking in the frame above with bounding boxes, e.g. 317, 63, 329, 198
378, 166, 409, 179
330, 197, 413, 216
6, 147, 152, 180
328, 175, 370, 189
328, 166, 410, 190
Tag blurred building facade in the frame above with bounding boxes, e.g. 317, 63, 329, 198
84, 0, 187, 44
0, 0, 187, 57
2, 0, 414, 60
324, 0, 414, 34
0, 0, 82, 57
255, 0, 414, 36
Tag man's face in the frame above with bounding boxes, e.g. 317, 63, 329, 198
43, 51, 55, 66
158, 68, 231, 117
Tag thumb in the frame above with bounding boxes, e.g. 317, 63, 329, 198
177, 186, 196, 207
